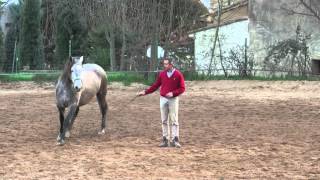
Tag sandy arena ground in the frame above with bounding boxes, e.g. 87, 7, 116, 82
0, 80, 319, 179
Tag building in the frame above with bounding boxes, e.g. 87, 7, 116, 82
0, 2, 15, 36
191, 0, 249, 74
191, 0, 320, 75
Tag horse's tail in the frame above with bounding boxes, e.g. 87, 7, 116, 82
99, 71, 108, 96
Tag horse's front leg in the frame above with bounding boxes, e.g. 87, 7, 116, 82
57, 105, 78, 146
66, 106, 79, 138
56, 106, 65, 142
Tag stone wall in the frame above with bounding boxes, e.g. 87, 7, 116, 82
249, 0, 320, 68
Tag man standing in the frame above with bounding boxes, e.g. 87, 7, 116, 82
138, 58, 185, 148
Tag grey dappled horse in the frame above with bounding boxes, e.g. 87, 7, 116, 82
55, 56, 108, 145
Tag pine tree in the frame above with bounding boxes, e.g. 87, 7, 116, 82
4, 27, 16, 72
41, 0, 55, 69
3, 1, 23, 72
19, 0, 43, 70
54, 1, 88, 68
0, 30, 5, 71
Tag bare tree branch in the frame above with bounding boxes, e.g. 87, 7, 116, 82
281, 0, 320, 22
299, 0, 320, 21
281, 6, 315, 17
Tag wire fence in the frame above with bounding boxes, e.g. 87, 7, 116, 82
0, 68, 318, 77
0, 68, 319, 84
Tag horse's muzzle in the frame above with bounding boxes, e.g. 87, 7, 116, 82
74, 87, 81, 92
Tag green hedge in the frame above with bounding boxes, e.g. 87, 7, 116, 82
0, 72, 319, 85
0, 72, 156, 85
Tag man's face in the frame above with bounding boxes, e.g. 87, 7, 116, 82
163, 59, 173, 71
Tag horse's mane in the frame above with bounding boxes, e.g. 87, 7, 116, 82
60, 59, 73, 83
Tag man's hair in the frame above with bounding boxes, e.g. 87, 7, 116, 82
162, 58, 174, 65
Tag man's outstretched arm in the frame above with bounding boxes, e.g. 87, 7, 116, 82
137, 74, 161, 96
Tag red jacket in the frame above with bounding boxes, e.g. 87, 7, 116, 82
145, 69, 185, 97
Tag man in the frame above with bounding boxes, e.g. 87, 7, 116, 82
137, 58, 185, 148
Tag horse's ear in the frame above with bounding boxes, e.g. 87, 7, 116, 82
79, 56, 84, 64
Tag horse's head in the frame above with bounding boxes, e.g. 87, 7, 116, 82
69, 56, 84, 92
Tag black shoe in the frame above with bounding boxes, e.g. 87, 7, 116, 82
159, 137, 169, 147
171, 136, 181, 148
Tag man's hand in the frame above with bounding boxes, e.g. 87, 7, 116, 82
137, 90, 146, 96
165, 92, 173, 98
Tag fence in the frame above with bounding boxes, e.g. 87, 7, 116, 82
1, 68, 320, 84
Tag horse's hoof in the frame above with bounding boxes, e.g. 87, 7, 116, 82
65, 131, 70, 138
57, 134, 61, 141
98, 129, 105, 135
56, 140, 65, 146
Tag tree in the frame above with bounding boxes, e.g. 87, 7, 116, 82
4, 27, 16, 71
77, 0, 207, 71
164, 0, 207, 71
53, 0, 88, 68
0, 1, 7, 70
299, 0, 320, 22
19, 0, 43, 69
0, 0, 9, 14
41, 0, 55, 69
263, 28, 311, 76
208, 0, 222, 76
119, 0, 128, 71
87, 26, 110, 69
3, 1, 23, 72
0, 30, 5, 71
77, 0, 122, 71
281, 0, 320, 23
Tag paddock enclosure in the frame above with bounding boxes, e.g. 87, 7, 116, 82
0, 81, 319, 179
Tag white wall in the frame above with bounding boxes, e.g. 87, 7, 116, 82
194, 19, 249, 74
0, 6, 12, 36
200, 0, 210, 9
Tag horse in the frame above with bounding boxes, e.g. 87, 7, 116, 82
55, 56, 108, 145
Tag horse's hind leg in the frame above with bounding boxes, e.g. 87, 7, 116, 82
57, 106, 65, 141
97, 93, 108, 135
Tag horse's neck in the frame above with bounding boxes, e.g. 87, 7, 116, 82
59, 79, 77, 100
58, 78, 72, 93
59, 76, 70, 86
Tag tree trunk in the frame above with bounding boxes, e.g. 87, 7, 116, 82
120, 1, 127, 71
207, 0, 222, 76
164, 0, 174, 55
290, 54, 296, 76
105, 29, 116, 71
120, 30, 127, 71
151, 32, 158, 71
150, 0, 159, 71
244, 38, 248, 77
218, 36, 227, 77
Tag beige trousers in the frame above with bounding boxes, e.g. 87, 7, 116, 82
160, 96, 179, 140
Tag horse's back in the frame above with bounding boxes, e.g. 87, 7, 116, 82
83, 64, 107, 79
